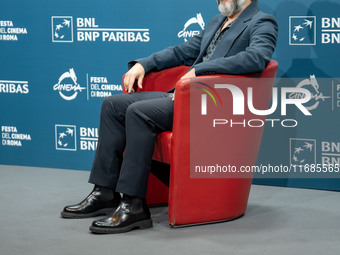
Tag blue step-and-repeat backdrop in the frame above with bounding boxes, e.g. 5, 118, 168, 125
1, 0, 340, 190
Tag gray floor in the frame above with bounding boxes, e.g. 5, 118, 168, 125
0, 165, 339, 255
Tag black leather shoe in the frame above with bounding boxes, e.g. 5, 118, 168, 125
89, 194, 152, 234
61, 185, 121, 219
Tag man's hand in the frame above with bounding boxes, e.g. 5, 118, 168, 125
123, 63, 145, 93
180, 67, 196, 80
172, 68, 196, 101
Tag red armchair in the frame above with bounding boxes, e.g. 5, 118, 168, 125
123, 60, 278, 226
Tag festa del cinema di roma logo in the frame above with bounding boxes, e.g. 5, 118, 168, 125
52, 68, 123, 101
196, 82, 314, 128
53, 68, 85, 100
178, 13, 205, 42
289, 75, 330, 111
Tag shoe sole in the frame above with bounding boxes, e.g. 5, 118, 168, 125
89, 219, 153, 234
60, 208, 114, 219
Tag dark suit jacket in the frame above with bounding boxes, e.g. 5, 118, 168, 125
130, 2, 278, 75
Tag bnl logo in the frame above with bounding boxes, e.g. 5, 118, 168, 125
290, 138, 316, 165
51, 16, 73, 42
289, 16, 316, 45
55, 125, 77, 151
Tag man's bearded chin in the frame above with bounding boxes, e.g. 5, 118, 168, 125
218, 0, 246, 17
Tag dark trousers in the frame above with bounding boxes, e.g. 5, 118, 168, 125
88, 92, 174, 198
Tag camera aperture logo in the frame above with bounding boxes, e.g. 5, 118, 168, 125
51, 16, 73, 43
53, 68, 85, 101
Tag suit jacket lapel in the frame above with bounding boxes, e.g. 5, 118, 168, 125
200, 15, 226, 55
193, 15, 226, 64
210, 19, 247, 59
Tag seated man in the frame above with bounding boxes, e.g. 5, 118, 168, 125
61, 0, 278, 234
